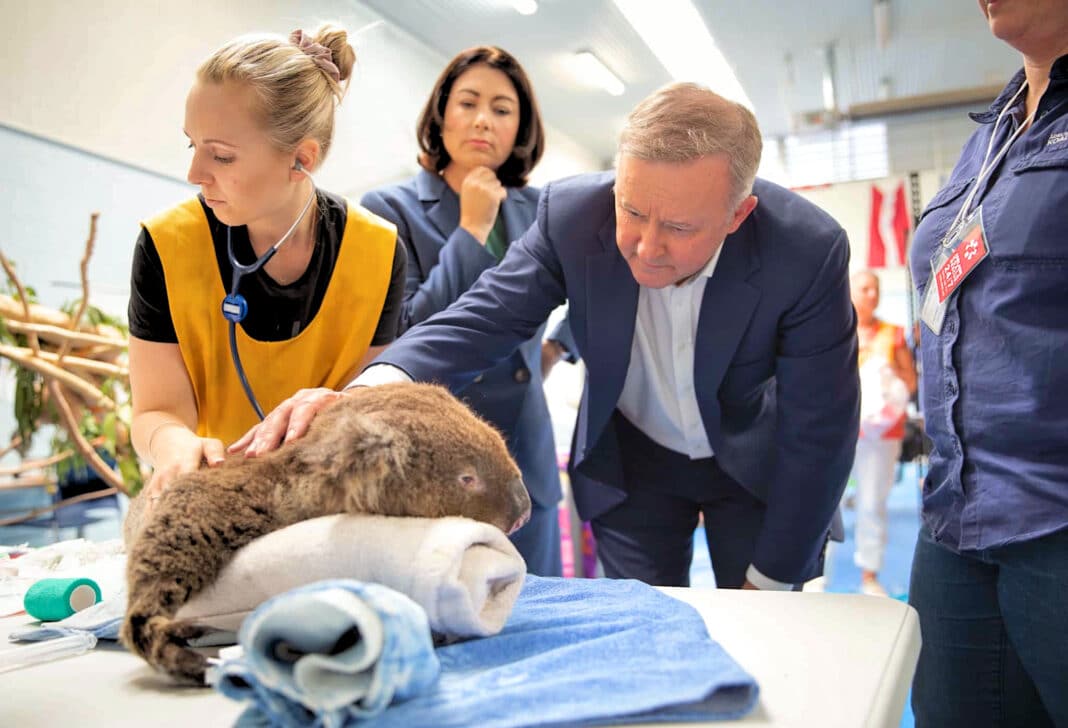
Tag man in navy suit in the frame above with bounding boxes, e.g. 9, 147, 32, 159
243, 83, 860, 590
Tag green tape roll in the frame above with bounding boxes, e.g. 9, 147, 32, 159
23, 577, 102, 622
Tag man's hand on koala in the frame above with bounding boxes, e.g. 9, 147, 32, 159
229, 387, 351, 457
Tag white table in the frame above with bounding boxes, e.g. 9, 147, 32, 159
0, 589, 919, 728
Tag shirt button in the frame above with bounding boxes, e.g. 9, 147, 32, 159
946, 381, 957, 396
514, 368, 530, 384
473, 374, 485, 384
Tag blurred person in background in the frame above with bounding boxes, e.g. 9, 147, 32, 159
848, 269, 916, 597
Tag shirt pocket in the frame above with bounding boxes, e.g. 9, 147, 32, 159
997, 144, 1068, 262
911, 178, 973, 285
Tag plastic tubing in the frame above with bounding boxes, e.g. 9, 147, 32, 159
0, 632, 98, 672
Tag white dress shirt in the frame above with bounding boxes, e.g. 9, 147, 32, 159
616, 248, 723, 459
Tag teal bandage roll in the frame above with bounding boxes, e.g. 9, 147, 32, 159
23, 577, 102, 622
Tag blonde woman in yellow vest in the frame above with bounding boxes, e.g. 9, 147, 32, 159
127, 25, 406, 511
847, 270, 916, 597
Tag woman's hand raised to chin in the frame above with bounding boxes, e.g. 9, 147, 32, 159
458, 166, 507, 244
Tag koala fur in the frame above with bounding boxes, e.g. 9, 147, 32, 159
121, 382, 531, 684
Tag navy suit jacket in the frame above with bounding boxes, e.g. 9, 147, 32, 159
361, 170, 561, 509
375, 171, 860, 583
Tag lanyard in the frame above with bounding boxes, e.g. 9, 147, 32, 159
221, 173, 318, 419
944, 81, 1037, 245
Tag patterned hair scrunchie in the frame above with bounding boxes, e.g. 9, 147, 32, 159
289, 29, 341, 84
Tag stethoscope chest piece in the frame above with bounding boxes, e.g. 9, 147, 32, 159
222, 293, 249, 323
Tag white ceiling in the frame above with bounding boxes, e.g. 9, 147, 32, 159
360, 0, 1021, 164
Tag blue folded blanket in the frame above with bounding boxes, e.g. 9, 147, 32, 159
219, 576, 757, 727
363, 575, 758, 727
215, 580, 440, 728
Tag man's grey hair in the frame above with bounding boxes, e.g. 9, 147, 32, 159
618, 82, 763, 205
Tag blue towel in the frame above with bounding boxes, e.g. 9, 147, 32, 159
364, 575, 758, 727
215, 580, 440, 728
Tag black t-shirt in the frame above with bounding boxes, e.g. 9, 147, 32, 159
128, 191, 406, 344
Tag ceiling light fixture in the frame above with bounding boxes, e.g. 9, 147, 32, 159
570, 51, 625, 96
873, 0, 891, 50
610, 0, 752, 109
510, 0, 538, 15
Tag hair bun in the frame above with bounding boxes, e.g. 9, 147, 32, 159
311, 24, 356, 84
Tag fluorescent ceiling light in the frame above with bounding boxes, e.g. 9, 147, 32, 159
510, 0, 538, 15
570, 51, 625, 96
611, 0, 752, 109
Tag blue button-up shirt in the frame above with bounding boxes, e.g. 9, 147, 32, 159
909, 55, 1068, 553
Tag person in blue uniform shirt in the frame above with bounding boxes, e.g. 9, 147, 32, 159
907, 2, 1068, 725
240, 82, 860, 592
356, 46, 562, 576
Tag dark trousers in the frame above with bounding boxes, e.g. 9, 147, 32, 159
909, 524, 1068, 727
509, 501, 562, 577
590, 411, 768, 588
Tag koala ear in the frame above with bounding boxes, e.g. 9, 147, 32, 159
348, 413, 409, 481
300, 412, 409, 486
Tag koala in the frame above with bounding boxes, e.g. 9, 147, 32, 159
121, 382, 531, 684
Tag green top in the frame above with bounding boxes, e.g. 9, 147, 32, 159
483, 212, 509, 262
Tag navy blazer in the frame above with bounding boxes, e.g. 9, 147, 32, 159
360, 170, 561, 509
375, 172, 860, 583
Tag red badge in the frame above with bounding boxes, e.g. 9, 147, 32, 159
935, 223, 988, 303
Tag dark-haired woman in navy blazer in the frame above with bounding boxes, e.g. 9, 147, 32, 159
360, 46, 563, 575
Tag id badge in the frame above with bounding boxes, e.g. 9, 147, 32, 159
920, 206, 990, 335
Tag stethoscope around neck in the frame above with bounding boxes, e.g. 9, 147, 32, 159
220, 161, 317, 420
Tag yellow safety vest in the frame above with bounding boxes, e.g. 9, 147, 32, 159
143, 198, 395, 444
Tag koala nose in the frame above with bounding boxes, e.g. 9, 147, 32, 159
507, 510, 530, 535
508, 477, 532, 534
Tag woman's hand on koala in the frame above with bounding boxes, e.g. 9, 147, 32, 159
229, 387, 350, 457
142, 428, 225, 514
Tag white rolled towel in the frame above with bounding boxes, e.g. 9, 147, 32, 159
175, 514, 526, 640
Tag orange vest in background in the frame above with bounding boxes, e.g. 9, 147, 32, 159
858, 319, 906, 440
144, 198, 396, 444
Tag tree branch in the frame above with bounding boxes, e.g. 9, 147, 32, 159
0, 249, 41, 355
0, 449, 75, 476
57, 212, 99, 362
47, 380, 129, 495
0, 435, 23, 459
0, 346, 115, 409
0, 344, 127, 378
3, 320, 124, 350
0, 487, 119, 527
